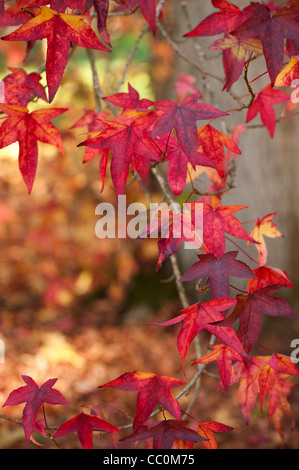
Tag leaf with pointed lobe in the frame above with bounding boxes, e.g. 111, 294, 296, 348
99, 371, 185, 431
2, 67, 47, 107
214, 286, 298, 353
154, 298, 247, 367
0, 103, 67, 193
247, 211, 283, 265
231, 2, 299, 85
197, 124, 241, 177
156, 133, 217, 196
275, 57, 299, 87
209, 34, 262, 91
247, 266, 294, 292
104, 83, 153, 112
151, 93, 228, 159
193, 344, 245, 393
180, 251, 256, 300
246, 84, 290, 137
201, 201, 256, 259
1, 7, 110, 103
3, 375, 69, 442
78, 111, 161, 195
120, 419, 207, 449
233, 361, 260, 424
196, 420, 234, 449
54, 412, 121, 449
184, 0, 252, 38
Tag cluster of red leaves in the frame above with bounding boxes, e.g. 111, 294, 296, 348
0, 0, 298, 450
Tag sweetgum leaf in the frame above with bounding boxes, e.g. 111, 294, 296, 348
1, 7, 110, 102
3, 375, 69, 442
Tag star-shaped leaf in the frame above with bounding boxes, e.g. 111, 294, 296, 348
231, 2, 299, 84
3, 375, 69, 442
99, 372, 185, 431
2, 7, 110, 102
151, 93, 228, 159
78, 111, 161, 195
120, 419, 207, 449
155, 298, 247, 366
104, 83, 153, 112
246, 84, 290, 137
184, 0, 252, 38
53, 412, 121, 449
193, 344, 245, 393
202, 201, 256, 258
180, 251, 256, 299
0, 103, 67, 193
247, 211, 283, 265
214, 286, 298, 353
197, 124, 241, 176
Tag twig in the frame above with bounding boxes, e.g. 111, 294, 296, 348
115, 0, 166, 93
86, 49, 103, 112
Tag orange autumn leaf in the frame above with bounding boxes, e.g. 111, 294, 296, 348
2, 7, 110, 102
248, 211, 283, 266
274, 57, 299, 87
0, 103, 67, 193
99, 371, 186, 431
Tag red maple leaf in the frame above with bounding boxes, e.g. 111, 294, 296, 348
231, 2, 299, 84
197, 124, 241, 176
247, 266, 294, 292
0, 103, 67, 193
193, 344, 245, 393
209, 34, 262, 91
2, 67, 47, 107
120, 419, 207, 449
78, 111, 161, 195
180, 251, 255, 300
104, 83, 153, 112
193, 420, 233, 449
201, 201, 256, 259
184, 0, 252, 38
275, 57, 299, 87
1, 6, 110, 102
53, 411, 121, 449
156, 133, 216, 195
155, 298, 247, 366
247, 211, 284, 266
214, 286, 298, 353
246, 84, 290, 138
99, 371, 185, 431
150, 93, 228, 159
250, 353, 299, 410
3, 375, 69, 442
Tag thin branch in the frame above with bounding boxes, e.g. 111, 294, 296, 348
114, 0, 166, 93
86, 49, 103, 112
